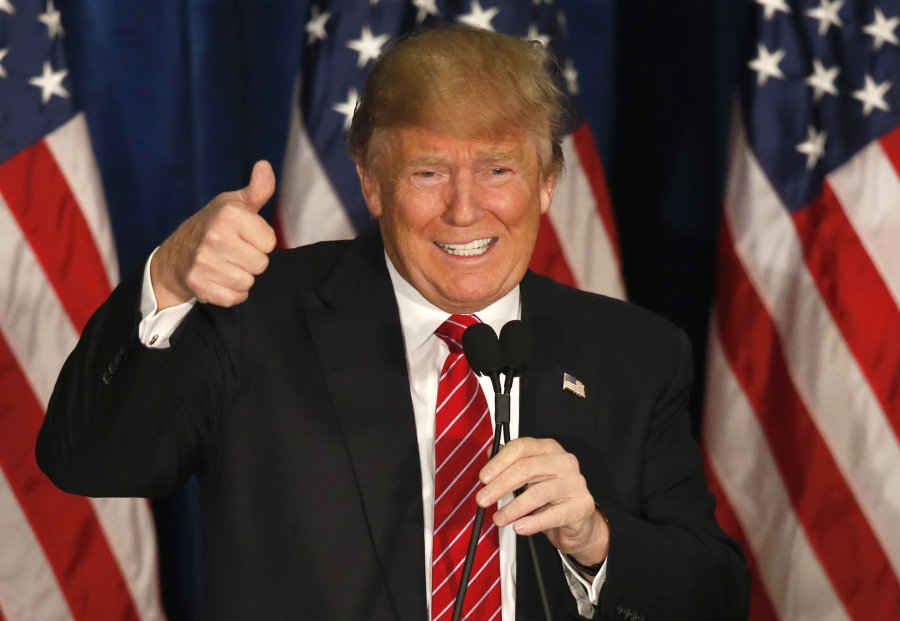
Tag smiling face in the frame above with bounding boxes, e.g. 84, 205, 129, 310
358, 126, 556, 313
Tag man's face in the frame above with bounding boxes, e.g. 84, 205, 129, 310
358, 126, 556, 313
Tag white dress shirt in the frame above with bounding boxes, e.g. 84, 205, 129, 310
137, 249, 605, 619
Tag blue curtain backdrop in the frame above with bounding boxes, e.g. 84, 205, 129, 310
58, 1, 743, 617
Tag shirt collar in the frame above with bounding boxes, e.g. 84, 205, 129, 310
384, 252, 521, 355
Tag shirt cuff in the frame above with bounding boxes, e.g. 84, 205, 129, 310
559, 549, 607, 609
138, 248, 196, 349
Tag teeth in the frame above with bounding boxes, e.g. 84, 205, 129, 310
436, 237, 496, 257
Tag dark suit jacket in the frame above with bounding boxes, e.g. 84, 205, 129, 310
38, 228, 749, 621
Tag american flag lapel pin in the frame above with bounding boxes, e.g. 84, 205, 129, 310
562, 372, 586, 399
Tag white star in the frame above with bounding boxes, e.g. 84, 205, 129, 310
863, 8, 899, 51
806, 0, 844, 36
347, 25, 390, 68
457, 1, 500, 31
38, 0, 64, 39
563, 59, 578, 95
0, 0, 14, 15
28, 61, 69, 104
332, 88, 359, 130
557, 10, 567, 34
413, 0, 438, 24
526, 25, 550, 48
755, 0, 790, 21
805, 59, 839, 101
748, 44, 786, 86
852, 74, 891, 116
305, 5, 331, 45
795, 125, 827, 170
0, 48, 8, 79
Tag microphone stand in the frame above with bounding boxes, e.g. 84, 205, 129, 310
451, 373, 553, 621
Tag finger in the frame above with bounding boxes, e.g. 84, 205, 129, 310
491, 479, 563, 526
195, 279, 250, 308
477, 452, 577, 507
480, 437, 563, 483
238, 214, 277, 254
509, 502, 571, 537
186, 261, 255, 302
225, 240, 270, 277
238, 160, 277, 213
204, 200, 275, 254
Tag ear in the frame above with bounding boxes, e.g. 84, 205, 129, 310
356, 163, 383, 218
539, 171, 558, 215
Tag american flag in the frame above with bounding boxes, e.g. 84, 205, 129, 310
562, 372, 586, 399
277, 0, 625, 299
0, 1, 163, 619
703, 1, 900, 619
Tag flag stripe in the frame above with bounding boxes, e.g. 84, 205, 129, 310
547, 130, 625, 298
715, 218, 900, 617
725, 124, 900, 577
0, 334, 141, 621
792, 184, 900, 435
704, 331, 850, 621
0, 141, 112, 332
0, 197, 79, 407
278, 80, 355, 248
44, 116, 119, 285
571, 122, 621, 262
0, 157, 163, 621
0, 469, 74, 621
826, 131, 900, 307
703, 461, 781, 621
530, 214, 578, 287
880, 129, 900, 176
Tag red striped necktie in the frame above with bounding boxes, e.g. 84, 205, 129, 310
431, 314, 501, 621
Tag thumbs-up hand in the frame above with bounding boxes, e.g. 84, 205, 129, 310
151, 160, 278, 309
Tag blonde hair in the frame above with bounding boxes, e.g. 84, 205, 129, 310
348, 25, 567, 179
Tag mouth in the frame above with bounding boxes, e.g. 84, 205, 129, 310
434, 237, 497, 257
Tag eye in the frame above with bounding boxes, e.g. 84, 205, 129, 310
491, 167, 510, 175
410, 169, 445, 189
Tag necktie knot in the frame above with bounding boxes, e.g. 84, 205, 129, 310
435, 314, 480, 354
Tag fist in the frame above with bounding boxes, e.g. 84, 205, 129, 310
151, 160, 277, 309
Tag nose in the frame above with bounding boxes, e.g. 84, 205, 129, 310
443, 171, 483, 227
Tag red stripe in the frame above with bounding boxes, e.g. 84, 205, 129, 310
703, 449, 779, 621
0, 334, 140, 621
530, 214, 577, 286
793, 184, 900, 438
879, 126, 900, 174
0, 141, 112, 333
714, 218, 900, 619
433, 522, 499, 613
571, 122, 621, 261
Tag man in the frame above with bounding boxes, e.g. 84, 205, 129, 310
38, 26, 748, 620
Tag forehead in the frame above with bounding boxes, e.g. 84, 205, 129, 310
379, 126, 540, 166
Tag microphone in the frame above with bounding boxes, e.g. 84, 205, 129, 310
462, 322, 503, 394
453, 321, 550, 621
499, 320, 532, 394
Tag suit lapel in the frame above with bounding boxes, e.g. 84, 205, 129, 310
307, 230, 426, 621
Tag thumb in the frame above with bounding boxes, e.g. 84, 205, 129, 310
239, 160, 276, 213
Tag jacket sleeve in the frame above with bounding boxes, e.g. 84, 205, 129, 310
593, 330, 750, 621
36, 272, 238, 498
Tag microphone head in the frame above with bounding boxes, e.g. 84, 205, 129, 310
499, 320, 533, 375
462, 323, 502, 376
